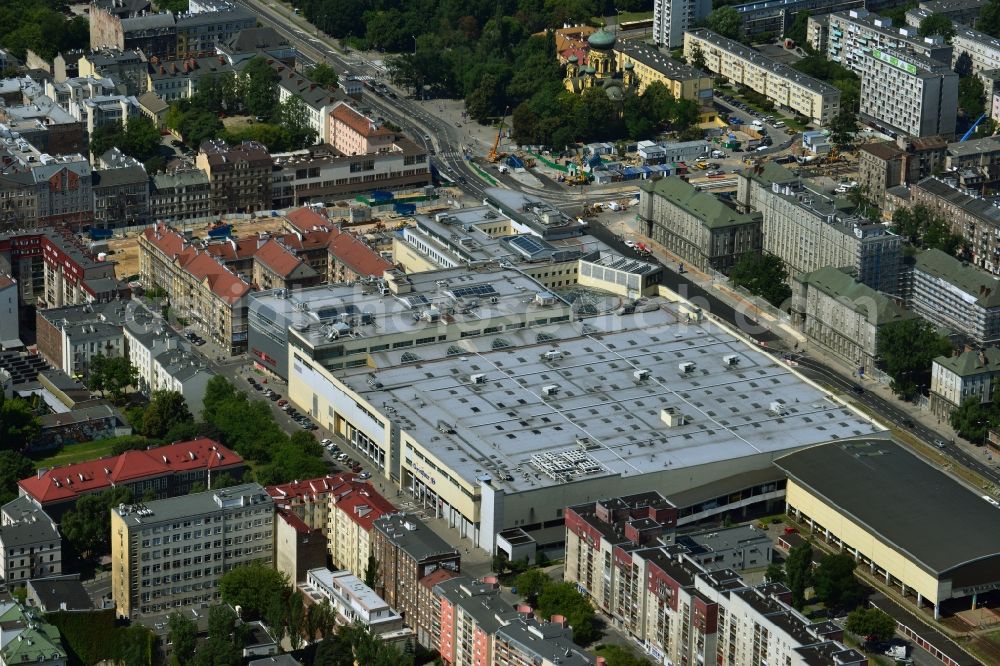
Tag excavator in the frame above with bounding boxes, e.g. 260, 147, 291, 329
487, 106, 510, 163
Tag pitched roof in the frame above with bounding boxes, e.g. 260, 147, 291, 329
327, 231, 392, 277
142, 224, 252, 304
419, 567, 460, 591
277, 507, 315, 534
330, 102, 393, 139
286, 206, 333, 232
800, 266, 913, 326
915, 248, 1000, 308
861, 141, 904, 161
255, 238, 312, 279
266, 473, 355, 504
18, 438, 242, 504
935, 347, 1000, 377
641, 176, 761, 229
333, 481, 396, 532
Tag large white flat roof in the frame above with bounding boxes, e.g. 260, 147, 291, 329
339, 303, 882, 493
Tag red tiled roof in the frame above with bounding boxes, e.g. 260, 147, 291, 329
277, 507, 317, 534
278, 228, 334, 252
143, 225, 251, 304
0, 274, 15, 290
334, 481, 397, 532
420, 568, 460, 590
255, 239, 304, 278
286, 207, 333, 232
204, 236, 259, 262
331, 103, 393, 139
266, 473, 355, 504
19, 438, 243, 504
328, 231, 392, 277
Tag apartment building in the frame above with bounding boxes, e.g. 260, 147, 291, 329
32, 155, 94, 231
372, 513, 461, 647
123, 313, 215, 417
0, 97, 88, 157
0, 504, 62, 585
826, 10, 951, 75
251, 239, 322, 291
274, 509, 327, 583
270, 143, 432, 209
266, 474, 396, 579
615, 42, 713, 100
930, 347, 1000, 417
638, 176, 762, 275
806, 14, 829, 52
942, 135, 1000, 193
564, 493, 864, 666
36, 303, 125, 377
329, 102, 399, 157
753, 178, 902, 293
0, 602, 68, 666
196, 139, 273, 215
146, 54, 235, 102
18, 438, 245, 517
77, 48, 149, 96
92, 149, 150, 229
683, 29, 841, 125
859, 47, 958, 139
909, 176, 1000, 274
139, 223, 252, 354
652, 0, 711, 49
302, 568, 415, 648
915, 0, 988, 27
908, 8, 1000, 76
733, 0, 868, 38
0, 172, 37, 232
792, 266, 914, 374
150, 168, 212, 222
857, 136, 947, 206
910, 248, 1000, 345
110, 483, 274, 618
270, 62, 338, 143
0, 274, 16, 345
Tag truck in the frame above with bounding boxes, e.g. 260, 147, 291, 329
885, 645, 911, 663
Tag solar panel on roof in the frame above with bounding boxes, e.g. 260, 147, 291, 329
315, 305, 359, 320
509, 235, 547, 255
450, 284, 498, 299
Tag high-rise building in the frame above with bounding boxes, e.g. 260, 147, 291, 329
859, 47, 958, 138
110, 483, 274, 618
653, 0, 711, 49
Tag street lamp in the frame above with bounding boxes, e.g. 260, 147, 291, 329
615, 8, 624, 36
412, 35, 417, 57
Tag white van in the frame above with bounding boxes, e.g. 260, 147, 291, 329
751, 119, 764, 128
773, 121, 786, 128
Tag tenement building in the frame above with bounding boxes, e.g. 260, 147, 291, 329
858, 47, 958, 139
909, 248, 1000, 345
110, 483, 274, 618
908, 176, 1000, 274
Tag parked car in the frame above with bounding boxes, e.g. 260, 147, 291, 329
358, 471, 371, 480
277, 399, 287, 406
321, 438, 333, 446
247, 377, 256, 384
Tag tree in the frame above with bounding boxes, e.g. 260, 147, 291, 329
813, 552, 865, 609
983, 0, 1000, 39
307, 600, 335, 642
959, 74, 986, 128
89, 116, 163, 162
785, 10, 810, 46
845, 607, 896, 642
728, 252, 793, 308
705, 6, 741, 40
193, 605, 242, 666
140, 391, 193, 439
88, 355, 138, 403
167, 612, 197, 666
536, 581, 597, 645
202, 374, 238, 423
785, 540, 813, 610
0, 451, 34, 505
597, 644, 654, 666
878, 319, 953, 401
689, 42, 706, 71
274, 95, 318, 148
514, 568, 549, 604
219, 562, 291, 621
918, 13, 956, 42
830, 108, 858, 147
765, 562, 786, 584
949, 396, 993, 443
891, 204, 963, 253
61, 488, 134, 558
363, 555, 381, 591
240, 56, 281, 120
307, 63, 339, 89
0, 393, 40, 451
115, 624, 155, 666
286, 590, 307, 649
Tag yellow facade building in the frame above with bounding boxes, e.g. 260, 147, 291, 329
614, 42, 713, 102
776, 439, 1000, 618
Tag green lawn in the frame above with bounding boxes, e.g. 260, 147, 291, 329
593, 10, 654, 25
32, 439, 120, 469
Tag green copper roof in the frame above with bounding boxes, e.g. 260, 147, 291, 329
641, 176, 760, 230
800, 266, 914, 326
915, 249, 1000, 308
935, 347, 1000, 377
588, 28, 616, 49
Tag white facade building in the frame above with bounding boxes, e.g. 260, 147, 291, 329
653, 0, 711, 49
859, 48, 958, 138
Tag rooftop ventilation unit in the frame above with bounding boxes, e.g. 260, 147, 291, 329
661, 407, 688, 427
723, 354, 740, 367
421, 307, 440, 322
768, 400, 786, 416
679, 362, 696, 374
541, 350, 564, 362
437, 420, 455, 434
541, 384, 559, 397
534, 291, 557, 306
634, 368, 651, 381
470, 373, 486, 384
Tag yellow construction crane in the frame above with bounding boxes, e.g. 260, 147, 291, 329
487, 106, 510, 163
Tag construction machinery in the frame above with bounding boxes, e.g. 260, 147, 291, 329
487, 106, 510, 163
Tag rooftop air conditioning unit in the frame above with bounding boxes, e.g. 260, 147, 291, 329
470, 373, 486, 384
769, 400, 786, 416
542, 350, 563, 362
723, 354, 740, 366
634, 369, 651, 381
541, 384, 559, 397
679, 361, 696, 374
